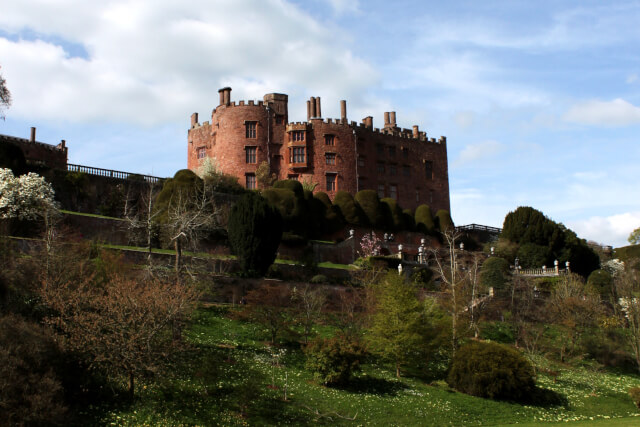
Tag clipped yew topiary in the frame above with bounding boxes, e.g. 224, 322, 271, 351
447, 341, 535, 401
334, 191, 366, 226
435, 209, 454, 232
228, 192, 283, 277
355, 190, 389, 228
415, 204, 435, 234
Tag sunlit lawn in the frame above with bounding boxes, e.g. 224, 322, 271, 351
83, 306, 640, 426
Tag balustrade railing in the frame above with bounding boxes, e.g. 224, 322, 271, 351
67, 164, 163, 184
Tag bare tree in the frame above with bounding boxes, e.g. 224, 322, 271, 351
124, 181, 161, 272
292, 284, 327, 344
616, 269, 640, 372
430, 228, 465, 356
0, 65, 11, 120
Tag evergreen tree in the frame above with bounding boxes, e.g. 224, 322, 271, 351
333, 191, 366, 226
228, 192, 282, 277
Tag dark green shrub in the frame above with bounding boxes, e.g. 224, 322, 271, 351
480, 257, 510, 291
587, 269, 613, 297
435, 209, 454, 232
334, 191, 366, 226
262, 187, 310, 237
304, 336, 363, 385
273, 179, 304, 198
410, 267, 433, 287
479, 322, 515, 344
402, 208, 415, 231
310, 274, 328, 284
0, 315, 67, 425
415, 204, 435, 234
228, 192, 283, 277
381, 198, 408, 231
447, 341, 535, 401
356, 190, 389, 228
517, 243, 551, 268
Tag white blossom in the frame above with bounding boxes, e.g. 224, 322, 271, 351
0, 168, 58, 220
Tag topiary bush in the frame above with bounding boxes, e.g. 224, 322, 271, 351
228, 192, 283, 277
304, 335, 363, 385
415, 204, 435, 234
355, 190, 389, 229
334, 191, 366, 226
447, 341, 535, 401
435, 209, 454, 232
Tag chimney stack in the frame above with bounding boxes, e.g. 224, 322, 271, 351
340, 100, 347, 123
309, 97, 317, 119
307, 100, 311, 121
315, 97, 322, 118
362, 116, 373, 129
412, 125, 419, 138
218, 87, 232, 106
30, 127, 36, 143
191, 112, 199, 128
389, 111, 397, 126
384, 112, 390, 127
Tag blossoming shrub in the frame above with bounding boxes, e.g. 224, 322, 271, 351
447, 341, 535, 401
304, 335, 363, 385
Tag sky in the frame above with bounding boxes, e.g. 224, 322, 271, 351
1, 0, 639, 247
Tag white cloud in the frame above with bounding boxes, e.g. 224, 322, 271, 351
567, 211, 640, 248
453, 111, 475, 129
0, 0, 377, 125
454, 140, 505, 166
325, 0, 359, 15
627, 73, 638, 84
563, 98, 640, 126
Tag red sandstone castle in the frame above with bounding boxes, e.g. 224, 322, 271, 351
187, 87, 450, 212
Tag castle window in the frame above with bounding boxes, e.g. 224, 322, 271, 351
326, 174, 337, 192
424, 160, 433, 179
245, 122, 257, 138
325, 134, 335, 146
245, 146, 257, 163
325, 153, 336, 165
377, 163, 385, 174
403, 165, 411, 177
403, 148, 409, 159
291, 130, 305, 142
358, 156, 365, 167
197, 147, 206, 159
275, 115, 284, 125
390, 184, 398, 200
246, 174, 256, 189
377, 184, 385, 198
358, 177, 364, 189
291, 146, 305, 163
376, 144, 384, 156
416, 191, 420, 203
388, 146, 396, 158
389, 165, 397, 176
288, 174, 299, 181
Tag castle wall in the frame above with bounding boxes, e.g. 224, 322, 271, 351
187, 89, 451, 213
0, 128, 68, 170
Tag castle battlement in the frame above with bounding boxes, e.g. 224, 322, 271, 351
187, 87, 450, 212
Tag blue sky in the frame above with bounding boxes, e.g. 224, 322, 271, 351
1, 0, 639, 247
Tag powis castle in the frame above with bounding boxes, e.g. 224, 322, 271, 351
187, 87, 450, 212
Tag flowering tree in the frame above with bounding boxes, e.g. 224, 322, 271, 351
358, 231, 381, 258
0, 168, 58, 221
0, 65, 11, 120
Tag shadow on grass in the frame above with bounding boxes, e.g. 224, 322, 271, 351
520, 386, 569, 408
333, 375, 408, 396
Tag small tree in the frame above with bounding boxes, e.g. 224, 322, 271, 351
366, 271, 442, 377
304, 335, 363, 385
292, 284, 327, 344
242, 284, 293, 344
228, 192, 282, 277
358, 231, 382, 258
629, 227, 640, 245
255, 161, 277, 189
616, 269, 640, 372
40, 274, 198, 399
480, 257, 510, 292
0, 168, 58, 222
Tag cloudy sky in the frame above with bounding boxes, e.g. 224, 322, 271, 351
1, 0, 639, 247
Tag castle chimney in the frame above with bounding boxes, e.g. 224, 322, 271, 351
412, 125, 419, 138
390, 111, 397, 126
218, 87, 231, 106
315, 96, 322, 118
307, 100, 311, 121
362, 116, 373, 129
340, 100, 347, 123
30, 127, 36, 142
309, 97, 317, 119
384, 112, 390, 126
191, 112, 199, 128
60, 139, 66, 149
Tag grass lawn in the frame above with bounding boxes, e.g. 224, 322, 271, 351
78, 305, 640, 426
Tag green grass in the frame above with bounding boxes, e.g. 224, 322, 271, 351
60, 209, 125, 221
79, 305, 640, 426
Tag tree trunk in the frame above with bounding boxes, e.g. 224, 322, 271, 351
128, 371, 135, 401
396, 362, 400, 378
